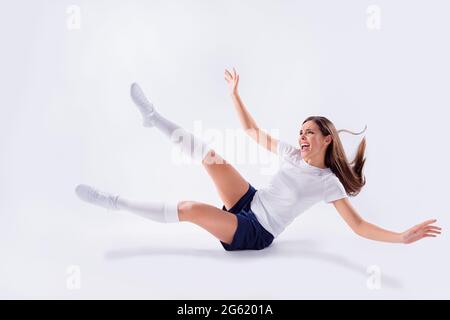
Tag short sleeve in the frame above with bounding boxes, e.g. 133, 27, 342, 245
324, 175, 348, 203
277, 140, 300, 162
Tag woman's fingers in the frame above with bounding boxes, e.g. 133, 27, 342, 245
425, 230, 441, 234
411, 219, 437, 232
225, 68, 239, 79
425, 225, 442, 230
225, 68, 239, 94
406, 224, 441, 242
423, 226, 442, 230
421, 226, 441, 233
425, 226, 442, 230
225, 69, 234, 79
418, 219, 437, 228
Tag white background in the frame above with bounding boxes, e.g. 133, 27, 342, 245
1, 0, 449, 299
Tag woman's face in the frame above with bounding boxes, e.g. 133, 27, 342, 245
298, 121, 331, 157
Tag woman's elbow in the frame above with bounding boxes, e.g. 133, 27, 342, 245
243, 127, 257, 136
245, 128, 263, 143
353, 220, 367, 237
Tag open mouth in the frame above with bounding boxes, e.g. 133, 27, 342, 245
301, 143, 310, 151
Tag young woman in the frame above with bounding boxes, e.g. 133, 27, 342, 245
75, 68, 441, 251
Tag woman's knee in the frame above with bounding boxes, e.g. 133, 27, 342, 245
177, 201, 199, 221
202, 149, 226, 166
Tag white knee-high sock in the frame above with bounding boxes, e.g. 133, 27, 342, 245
75, 184, 179, 223
116, 197, 179, 223
130, 83, 210, 163
153, 112, 210, 163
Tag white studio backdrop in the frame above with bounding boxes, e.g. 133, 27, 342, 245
1, 0, 449, 299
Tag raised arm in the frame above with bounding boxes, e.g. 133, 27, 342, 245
224, 68, 278, 154
332, 197, 442, 244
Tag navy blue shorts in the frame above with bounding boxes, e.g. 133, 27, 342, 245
220, 183, 275, 251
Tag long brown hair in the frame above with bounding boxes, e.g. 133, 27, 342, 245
302, 116, 367, 196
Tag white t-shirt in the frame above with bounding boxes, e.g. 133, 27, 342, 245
250, 140, 348, 238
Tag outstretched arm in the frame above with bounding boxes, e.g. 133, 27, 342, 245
332, 198, 442, 244
224, 68, 278, 154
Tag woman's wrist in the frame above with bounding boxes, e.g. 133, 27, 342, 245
396, 232, 406, 244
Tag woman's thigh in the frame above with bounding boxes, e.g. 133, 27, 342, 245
178, 201, 238, 244
202, 149, 249, 210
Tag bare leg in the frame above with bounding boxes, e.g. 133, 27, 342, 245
178, 201, 238, 244
202, 150, 250, 210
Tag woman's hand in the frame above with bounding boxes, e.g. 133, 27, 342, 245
401, 219, 442, 244
224, 67, 239, 95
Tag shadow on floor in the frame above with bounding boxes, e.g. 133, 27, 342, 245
104, 238, 403, 289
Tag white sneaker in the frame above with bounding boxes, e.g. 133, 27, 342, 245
130, 82, 156, 127
75, 184, 120, 210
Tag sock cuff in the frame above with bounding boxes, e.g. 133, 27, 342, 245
164, 202, 180, 223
